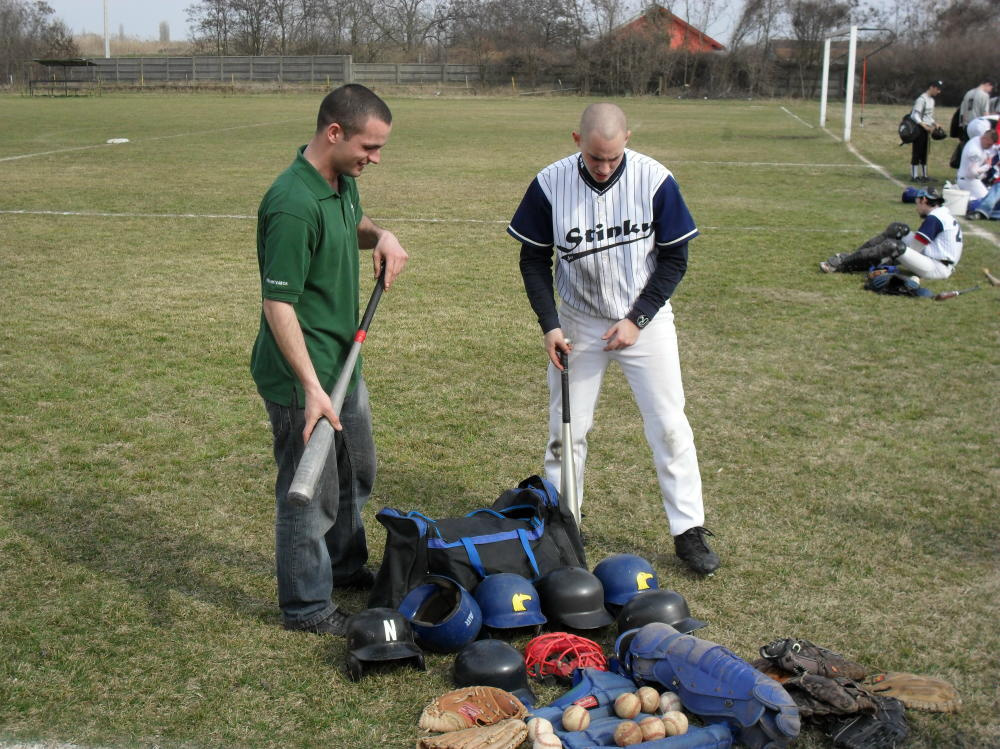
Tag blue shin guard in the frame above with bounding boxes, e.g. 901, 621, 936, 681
619, 623, 800, 749
560, 716, 732, 749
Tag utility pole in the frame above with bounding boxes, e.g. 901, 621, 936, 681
103, 0, 111, 58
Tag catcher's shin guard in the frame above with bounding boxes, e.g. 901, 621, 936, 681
622, 623, 800, 749
530, 668, 636, 727
560, 716, 732, 749
829, 239, 906, 273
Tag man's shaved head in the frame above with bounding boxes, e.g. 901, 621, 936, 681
579, 103, 628, 140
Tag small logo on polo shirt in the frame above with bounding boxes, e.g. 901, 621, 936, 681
265, 277, 289, 287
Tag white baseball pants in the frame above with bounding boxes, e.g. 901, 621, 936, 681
544, 302, 705, 535
897, 247, 955, 280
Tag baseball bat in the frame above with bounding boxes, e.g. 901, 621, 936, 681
560, 346, 582, 528
982, 267, 1000, 287
932, 285, 980, 301
287, 269, 386, 506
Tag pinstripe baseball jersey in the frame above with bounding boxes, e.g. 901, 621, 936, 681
508, 149, 697, 321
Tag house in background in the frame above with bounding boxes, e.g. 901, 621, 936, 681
613, 4, 726, 53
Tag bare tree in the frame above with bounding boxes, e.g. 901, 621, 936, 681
0, 0, 78, 82
187, 0, 232, 54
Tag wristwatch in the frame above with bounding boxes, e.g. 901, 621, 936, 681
627, 310, 651, 329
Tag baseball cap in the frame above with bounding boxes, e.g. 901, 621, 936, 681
929, 79, 944, 89
915, 187, 944, 204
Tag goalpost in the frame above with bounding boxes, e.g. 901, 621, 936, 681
819, 26, 894, 142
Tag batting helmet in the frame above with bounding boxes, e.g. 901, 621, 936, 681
616, 589, 707, 636
453, 639, 536, 707
345, 607, 425, 681
398, 576, 482, 653
593, 553, 659, 610
474, 573, 546, 630
535, 566, 614, 630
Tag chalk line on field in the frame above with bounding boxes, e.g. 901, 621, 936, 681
0, 119, 302, 163
780, 106, 814, 129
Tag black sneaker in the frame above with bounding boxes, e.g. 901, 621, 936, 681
284, 606, 352, 636
333, 566, 376, 590
674, 527, 720, 575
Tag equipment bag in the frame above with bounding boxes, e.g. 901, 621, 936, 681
898, 113, 919, 144
368, 475, 587, 608
949, 107, 962, 139
864, 268, 932, 297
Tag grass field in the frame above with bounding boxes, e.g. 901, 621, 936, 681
1, 90, 997, 749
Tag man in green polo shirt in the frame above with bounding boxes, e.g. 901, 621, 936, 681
251, 84, 409, 636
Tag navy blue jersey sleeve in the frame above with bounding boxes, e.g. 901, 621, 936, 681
519, 242, 560, 333
652, 175, 698, 247
914, 214, 943, 245
629, 242, 689, 323
507, 178, 554, 247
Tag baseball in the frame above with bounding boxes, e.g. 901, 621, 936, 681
662, 710, 689, 737
639, 715, 667, 741
527, 717, 554, 741
561, 704, 590, 732
533, 733, 563, 749
613, 720, 643, 746
658, 691, 683, 714
613, 691, 641, 719
636, 686, 660, 713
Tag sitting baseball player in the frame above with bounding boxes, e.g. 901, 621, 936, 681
820, 187, 963, 280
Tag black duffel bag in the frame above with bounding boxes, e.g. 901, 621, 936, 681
367, 475, 586, 608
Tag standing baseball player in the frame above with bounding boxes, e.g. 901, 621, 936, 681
251, 84, 409, 635
508, 103, 719, 576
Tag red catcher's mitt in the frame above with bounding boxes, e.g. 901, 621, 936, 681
524, 632, 607, 682
418, 686, 528, 732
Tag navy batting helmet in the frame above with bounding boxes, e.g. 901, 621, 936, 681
474, 573, 546, 630
398, 576, 482, 653
593, 553, 659, 610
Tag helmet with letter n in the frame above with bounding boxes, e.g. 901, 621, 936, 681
345, 607, 425, 681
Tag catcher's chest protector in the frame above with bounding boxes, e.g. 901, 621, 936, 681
530, 669, 637, 727
625, 623, 800, 749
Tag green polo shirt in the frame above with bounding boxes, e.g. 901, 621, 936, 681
250, 146, 364, 407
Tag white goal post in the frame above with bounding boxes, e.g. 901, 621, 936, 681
819, 26, 894, 142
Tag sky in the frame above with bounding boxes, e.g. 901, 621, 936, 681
45, 0, 194, 42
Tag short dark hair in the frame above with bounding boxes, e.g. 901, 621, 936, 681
316, 84, 392, 137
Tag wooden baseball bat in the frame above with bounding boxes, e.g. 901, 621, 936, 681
933, 285, 980, 301
983, 268, 1000, 287
287, 269, 386, 506
560, 346, 582, 527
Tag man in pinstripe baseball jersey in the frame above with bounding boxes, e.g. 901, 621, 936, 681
508, 103, 719, 575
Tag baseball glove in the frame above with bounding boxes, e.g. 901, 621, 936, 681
782, 673, 880, 718
418, 686, 528, 732
931, 125, 947, 140
416, 718, 528, 749
758, 638, 868, 681
828, 696, 908, 749
863, 671, 961, 713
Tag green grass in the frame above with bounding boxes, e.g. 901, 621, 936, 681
0, 92, 997, 748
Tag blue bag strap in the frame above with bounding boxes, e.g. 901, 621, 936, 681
460, 537, 487, 578
467, 508, 506, 519
517, 528, 541, 577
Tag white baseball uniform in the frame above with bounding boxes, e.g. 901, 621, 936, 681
957, 136, 991, 200
508, 149, 705, 535
898, 205, 963, 280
